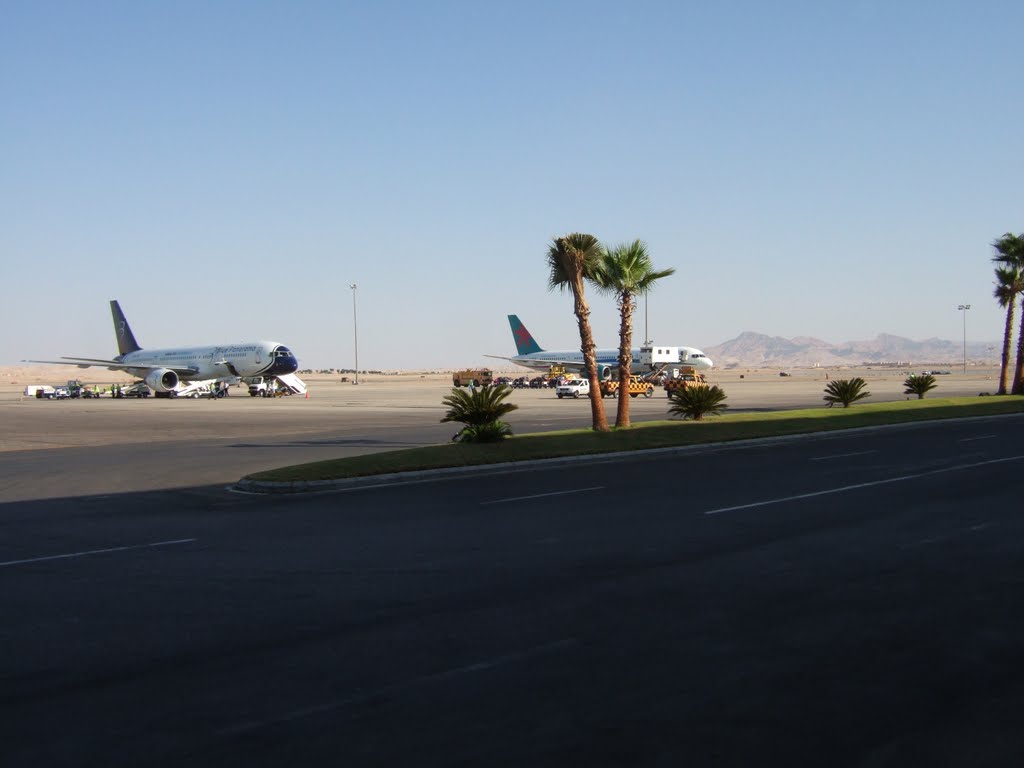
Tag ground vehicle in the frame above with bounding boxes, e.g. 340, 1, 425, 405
123, 382, 152, 398
663, 368, 708, 397
25, 385, 56, 398
173, 381, 213, 399
53, 386, 71, 399
247, 377, 271, 397
452, 369, 493, 387
600, 376, 655, 399
555, 379, 590, 399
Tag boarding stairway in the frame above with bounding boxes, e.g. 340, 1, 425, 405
275, 373, 307, 395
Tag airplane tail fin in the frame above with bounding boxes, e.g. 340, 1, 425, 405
508, 315, 543, 355
110, 300, 141, 356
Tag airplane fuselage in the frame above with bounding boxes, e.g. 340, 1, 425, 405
511, 346, 713, 373
119, 342, 299, 380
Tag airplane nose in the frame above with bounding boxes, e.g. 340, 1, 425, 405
274, 358, 298, 374
268, 346, 299, 375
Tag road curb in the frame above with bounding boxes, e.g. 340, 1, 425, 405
232, 413, 1023, 495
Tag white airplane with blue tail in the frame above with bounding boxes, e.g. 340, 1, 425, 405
489, 315, 713, 377
29, 300, 306, 396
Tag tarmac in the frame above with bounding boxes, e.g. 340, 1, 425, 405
0, 366, 1003, 503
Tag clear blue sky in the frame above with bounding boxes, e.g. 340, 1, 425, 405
3, 1, 1021, 369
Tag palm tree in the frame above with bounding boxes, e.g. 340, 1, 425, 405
591, 240, 676, 428
668, 384, 728, 421
441, 384, 518, 442
823, 377, 871, 408
992, 233, 1024, 395
993, 265, 1022, 395
547, 233, 608, 432
903, 374, 938, 399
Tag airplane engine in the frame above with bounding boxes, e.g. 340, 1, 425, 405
144, 368, 179, 393
598, 365, 614, 381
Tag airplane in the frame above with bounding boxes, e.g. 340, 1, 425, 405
488, 314, 713, 377
28, 300, 305, 397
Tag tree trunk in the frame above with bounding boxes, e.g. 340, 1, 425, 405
1012, 303, 1024, 395
998, 297, 1015, 395
571, 276, 608, 432
615, 290, 634, 428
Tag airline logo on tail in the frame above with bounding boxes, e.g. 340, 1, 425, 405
110, 300, 141, 357
508, 315, 543, 356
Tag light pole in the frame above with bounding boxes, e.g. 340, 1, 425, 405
350, 283, 359, 385
958, 304, 970, 374
644, 292, 650, 345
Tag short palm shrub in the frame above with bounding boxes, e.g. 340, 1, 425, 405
668, 384, 728, 421
823, 377, 871, 408
456, 421, 514, 443
441, 384, 518, 442
903, 374, 937, 399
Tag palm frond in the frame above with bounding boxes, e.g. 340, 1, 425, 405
993, 265, 1024, 307
903, 374, 938, 399
992, 232, 1024, 266
591, 239, 676, 295
547, 233, 602, 292
441, 385, 518, 427
667, 384, 728, 421
823, 378, 871, 407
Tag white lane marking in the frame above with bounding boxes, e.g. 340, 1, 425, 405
810, 450, 877, 462
0, 539, 197, 568
482, 486, 604, 505
219, 637, 579, 736
704, 455, 1024, 516
958, 435, 996, 443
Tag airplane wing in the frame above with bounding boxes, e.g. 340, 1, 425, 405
25, 358, 199, 376
483, 354, 586, 370
485, 354, 619, 374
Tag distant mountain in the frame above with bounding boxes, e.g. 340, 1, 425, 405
705, 332, 997, 369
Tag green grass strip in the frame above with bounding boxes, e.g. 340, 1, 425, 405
245, 397, 1024, 482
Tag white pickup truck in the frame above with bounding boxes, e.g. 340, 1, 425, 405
247, 377, 271, 397
555, 379, 590, 399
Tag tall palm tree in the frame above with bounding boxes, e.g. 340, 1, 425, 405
547, 233, 608, 432
591, 240, 675, 428
993, 265, 1022, 395
992, 233, 1024, 395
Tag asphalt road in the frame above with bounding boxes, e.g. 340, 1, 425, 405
2, 416, 1023, 766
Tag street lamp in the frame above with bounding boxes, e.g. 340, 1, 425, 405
958, 304, 970, 374
643, 292, 650, 345
350, 283, 359, 385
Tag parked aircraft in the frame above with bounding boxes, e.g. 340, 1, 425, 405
28, 300, 305, 396
489, 315, 713, 375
